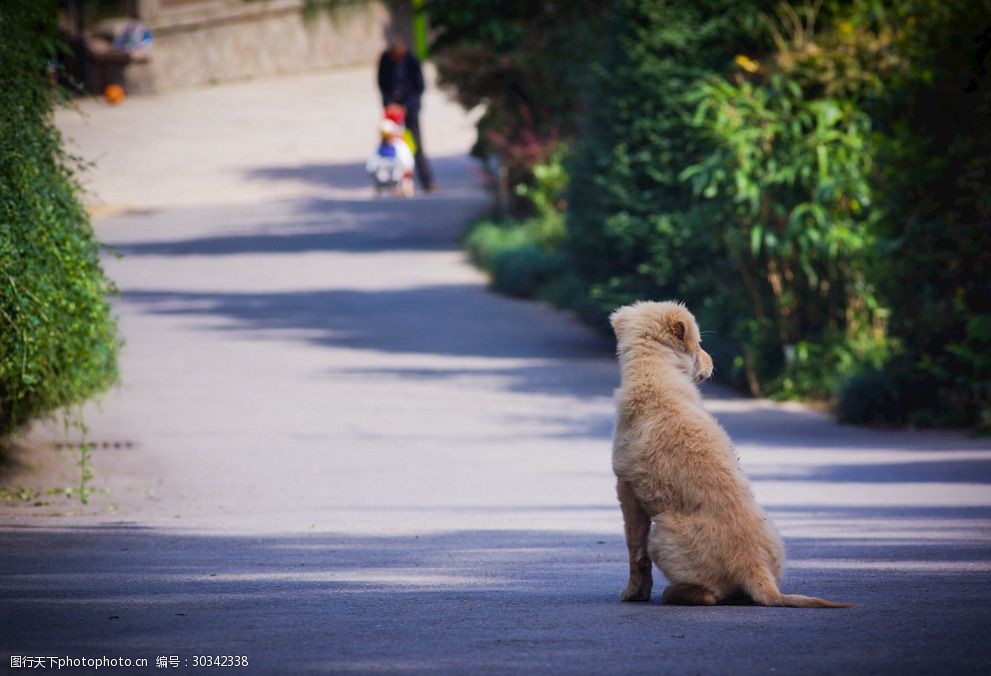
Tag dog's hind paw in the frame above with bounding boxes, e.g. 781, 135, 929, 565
661, 583, 717, 606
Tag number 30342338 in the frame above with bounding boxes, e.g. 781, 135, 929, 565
192, 655, 249, 667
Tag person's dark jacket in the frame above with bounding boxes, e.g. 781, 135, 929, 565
377, 51, 424, 113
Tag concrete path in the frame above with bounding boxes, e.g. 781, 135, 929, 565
2, 67, 990, 674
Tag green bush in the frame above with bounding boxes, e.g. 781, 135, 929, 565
675, 12, 897, 397
863, 0, 991, 429
466, 217, 567, 299
428, 0, 609, 211
564, 0, 989, 427
0, 0, 121, 437
451, 0, 991, 429
565, 0, 775, 391
836, 370, 901, 426
490, 244, 565, 299
465, 148, 573, 299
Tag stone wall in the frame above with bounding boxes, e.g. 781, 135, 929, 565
133, 0, 404, 91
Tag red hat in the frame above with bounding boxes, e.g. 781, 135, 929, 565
384, 104, 406, 125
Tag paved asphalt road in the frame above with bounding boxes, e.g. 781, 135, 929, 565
2, 67, 990, 675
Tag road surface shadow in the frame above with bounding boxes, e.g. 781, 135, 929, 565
711, 405, 991, 452
105, 154, 488, 257
242, 156, 484, 193
751, 458, 991, 483
1, 514, 988, 673
118, 285, 991, 465
122, 287, 612, 361
335, 363, 618, 402
109, 197, 483, 256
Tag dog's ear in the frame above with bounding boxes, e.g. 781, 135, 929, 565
668, 317, 688, 345
610, 306, 633, 337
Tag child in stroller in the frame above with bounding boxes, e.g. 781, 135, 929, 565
366, 105, 416, 197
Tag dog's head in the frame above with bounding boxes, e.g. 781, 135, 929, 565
610, 301, 713, 384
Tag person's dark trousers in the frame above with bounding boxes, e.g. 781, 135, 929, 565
405, 109, 433, 190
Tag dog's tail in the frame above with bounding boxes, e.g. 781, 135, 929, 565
774, 593, 853, 608
745, 570, 853, 608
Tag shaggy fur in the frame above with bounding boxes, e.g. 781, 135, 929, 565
610, 301, 850, 608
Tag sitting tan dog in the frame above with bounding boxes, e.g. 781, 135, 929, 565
611, 301, 850, 608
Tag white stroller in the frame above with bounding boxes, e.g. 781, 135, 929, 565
367, 119, 415, 197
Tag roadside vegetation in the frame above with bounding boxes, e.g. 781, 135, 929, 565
1, 0, 122, 497
431, 0, 991, 430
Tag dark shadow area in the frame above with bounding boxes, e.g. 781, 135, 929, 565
1, 512, 988, 673
751, 457, 991, 484
336, 363, 617, 402
0, 439, 31, 477
110, 197, 480, 256
769, 504, 991, 519
243, 156, 482, 193
707, 406, 991, 454
522, 397, 991, 453
122, 287, 612, 361
245, 161, 377, 191
108, 155, 488, 257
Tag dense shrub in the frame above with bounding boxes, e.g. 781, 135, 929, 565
565, 0, 990, 426
836, 370, 901, 426
672, 2, 903, 398
465, 151, 570, 298
862, 0, 991, 429
0, 0, 121, 437
565, 0, 776, 390
448, 0, 991, 428
428, 0, 609, 211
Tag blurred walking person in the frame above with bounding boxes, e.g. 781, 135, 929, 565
377, 35, 434, 192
